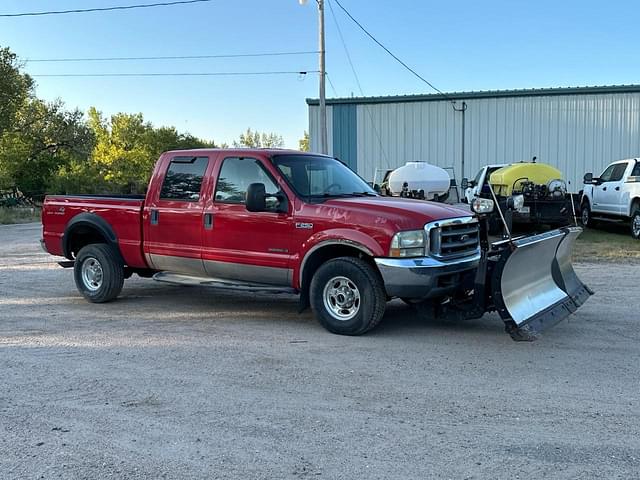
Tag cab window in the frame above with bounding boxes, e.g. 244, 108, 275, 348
601, 163, 627, 182
599, 164, 617, 182
215, 157, 280, 208
159, 156, 209, 201
632, 162, 640, 177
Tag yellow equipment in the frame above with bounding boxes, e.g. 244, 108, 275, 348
489, 162, 563, 196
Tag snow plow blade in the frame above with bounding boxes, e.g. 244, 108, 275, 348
492, 226, 593, 341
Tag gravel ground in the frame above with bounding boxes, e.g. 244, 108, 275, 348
1, 223, 639, 479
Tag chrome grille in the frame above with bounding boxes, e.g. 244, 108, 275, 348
426, 217, 480, 259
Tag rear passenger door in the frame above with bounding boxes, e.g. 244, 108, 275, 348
201, 156, 293, 286
144, 154, 213, 275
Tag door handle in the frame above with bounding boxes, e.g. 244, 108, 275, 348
602, 186, 607, 191
150, 209, 159, 225
615, 186, 620, 191
203, 213, 214, 229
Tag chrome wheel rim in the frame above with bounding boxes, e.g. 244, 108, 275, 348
323, 276, 361, 321
81, 257, 103, 291
633, 215, 640, 237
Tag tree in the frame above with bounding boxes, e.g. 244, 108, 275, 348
0, 46, 34, 135
84, 108, 216, 193
299, 131, 309, 152
233, 128, 284, 148
0, 98, 94, 196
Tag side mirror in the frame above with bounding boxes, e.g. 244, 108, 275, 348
583, 173, 593, 184
246, 183, 267, 212
373, 183, 381, 194
461, 178, 469, 190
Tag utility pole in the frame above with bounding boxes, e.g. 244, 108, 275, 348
300, 0, 327, 154
453, 101, 467, 181
318, 0, 327, 154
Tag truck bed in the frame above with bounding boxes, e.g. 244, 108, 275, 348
42, 194, 147, 268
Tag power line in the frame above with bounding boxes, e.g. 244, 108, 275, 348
27, 51, 321, 63
30, 71, 318, 78
327, 0, 363, 95
0, 0, 214, 18
325, 73, 338, 97
327, 0, 390, 170
332, 0, 455, 104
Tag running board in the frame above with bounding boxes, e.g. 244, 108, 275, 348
153, 272, 297, 294
590, 216, 626, 223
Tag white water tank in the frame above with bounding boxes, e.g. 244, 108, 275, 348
388, 162, 451, 199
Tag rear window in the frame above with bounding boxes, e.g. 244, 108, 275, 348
160, 156, 209, 201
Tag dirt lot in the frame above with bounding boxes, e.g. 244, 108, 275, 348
1, 223, 639, 479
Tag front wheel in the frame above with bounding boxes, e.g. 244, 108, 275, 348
581, 202, 592, 228
631, 208, 640, 240
310, 257, 387, 335
74, 244, 124, 303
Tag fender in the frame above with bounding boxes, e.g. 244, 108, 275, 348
62, 212, 124, 264
296, 228, 384, 289
628, 197, 640, 217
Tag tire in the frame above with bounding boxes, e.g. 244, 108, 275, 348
631, 208, 640, 240
310, 257, 386, 335
73, 243, 124, 303
581, 202, 592, 228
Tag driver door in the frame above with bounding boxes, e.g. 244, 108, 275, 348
593, 163, 627, 214
201, 155, 294, 286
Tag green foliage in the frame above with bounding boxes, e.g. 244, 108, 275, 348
0, 98, 94, 196
81, 108, 215, 193
0, 46, 34, 135
0, 46, 291, 198
0, 207, 40, 225
233, 128, 284, 148
299, 130, 309, 152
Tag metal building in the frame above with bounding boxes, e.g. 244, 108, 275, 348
307, 85, 640, 190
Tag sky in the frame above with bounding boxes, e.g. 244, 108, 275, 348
1, 0, 639, 148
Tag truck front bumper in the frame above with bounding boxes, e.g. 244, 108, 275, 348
375, 252, 481, 300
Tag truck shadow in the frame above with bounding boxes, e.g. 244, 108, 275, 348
116, 283, 506, 338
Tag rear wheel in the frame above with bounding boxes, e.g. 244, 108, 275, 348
631, 208, 640, 240
74, 244, 124, 303
310, 257, 386, 335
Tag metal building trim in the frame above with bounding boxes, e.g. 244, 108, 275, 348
307, 84, 640, 106
332, 104, 358, 171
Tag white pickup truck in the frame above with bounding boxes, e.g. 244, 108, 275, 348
581, 159, 640, 239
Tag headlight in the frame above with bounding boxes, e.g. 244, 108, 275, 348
471, 197, 494, 214
510, 194, 525, 211
389, 230, 426, 257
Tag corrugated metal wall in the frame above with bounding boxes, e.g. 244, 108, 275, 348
309, 91, 640, 190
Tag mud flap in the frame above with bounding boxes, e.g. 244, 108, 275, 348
491, 227, 593, 341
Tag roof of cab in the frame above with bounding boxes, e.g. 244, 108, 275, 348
163, 148, 325, 157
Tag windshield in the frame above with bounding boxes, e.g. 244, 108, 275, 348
272, 155, 377, 199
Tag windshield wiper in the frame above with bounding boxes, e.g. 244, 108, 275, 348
307, 192, 378, 199
351, 191, 377, 196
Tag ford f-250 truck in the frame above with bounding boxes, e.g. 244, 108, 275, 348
42, 149, 592, 340
581, 158, 640, 239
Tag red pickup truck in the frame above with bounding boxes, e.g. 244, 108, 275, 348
42, 148, 591, 339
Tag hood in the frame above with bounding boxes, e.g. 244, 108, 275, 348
311, 196, 473, 231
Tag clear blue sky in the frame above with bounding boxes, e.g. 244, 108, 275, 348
1, 0, 639, 147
